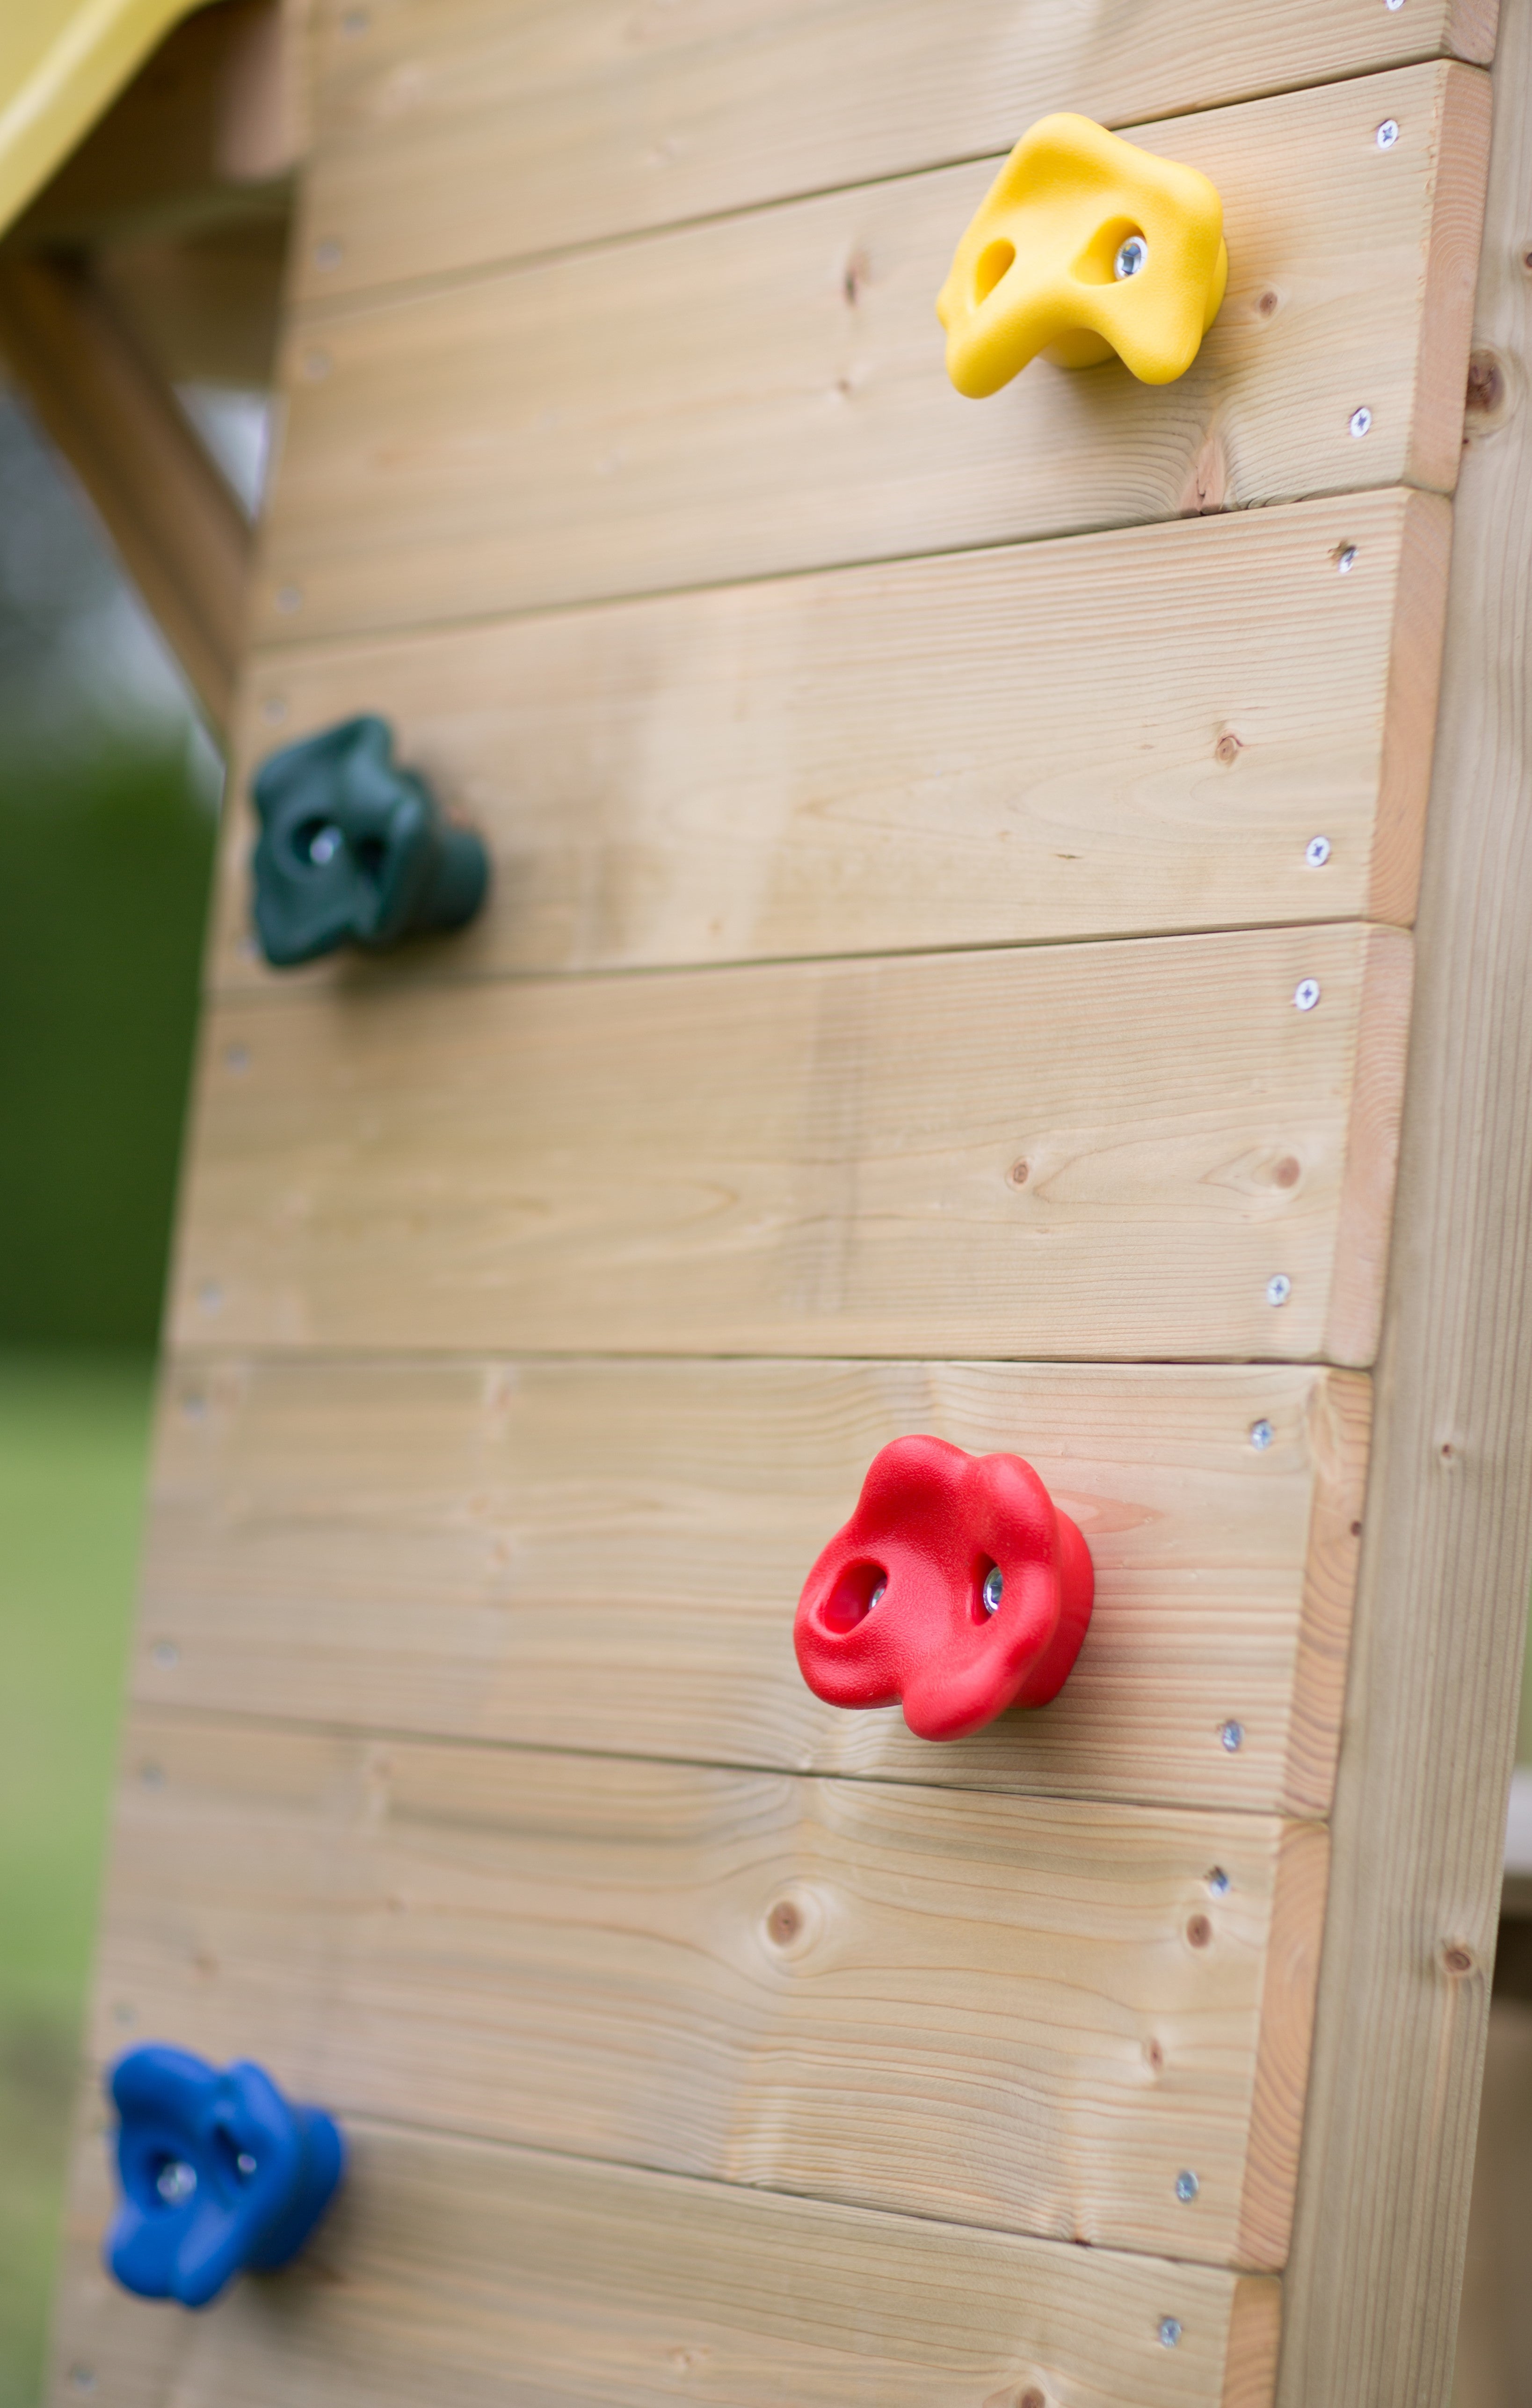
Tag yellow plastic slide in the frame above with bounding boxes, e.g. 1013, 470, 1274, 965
0, 0, 210, 238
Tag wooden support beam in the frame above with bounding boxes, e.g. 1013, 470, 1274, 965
0, 251, 250, 732
1274, 0, 1532, 2396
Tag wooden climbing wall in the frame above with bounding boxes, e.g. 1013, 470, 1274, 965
49, 1, 1532, 2401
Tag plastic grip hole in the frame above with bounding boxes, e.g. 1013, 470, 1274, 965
820, 1562, 887, 1633
974, 239, 1016, 303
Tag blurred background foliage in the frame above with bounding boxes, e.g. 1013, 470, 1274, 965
0, 380, 254, 2407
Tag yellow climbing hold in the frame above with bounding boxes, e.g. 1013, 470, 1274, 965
937, 114, 1228, 397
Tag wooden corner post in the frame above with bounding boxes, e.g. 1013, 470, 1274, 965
1276, 2, 1532, 2396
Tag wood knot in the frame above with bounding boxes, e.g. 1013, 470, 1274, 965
1465, 351, 1511, 446
842, 250, 870, 307
1441, 1942, 1476, 1979
1273, 1156, 1300, 1189
1144, 2036, 1165, 2072
1186, 1914, 1212, 1949
1214, 730, 1243, 765
1256, 289, 1280, 319
1008, 1160, 1030, 1188
766, 1898, 802, 1947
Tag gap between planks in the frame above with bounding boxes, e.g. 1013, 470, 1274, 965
97, 1706, 1327, 2271
137, 1355, 1369, 1818
218, 489, 1451, 992
51, 2102, 1283, 2408
290, 0, 1496, 306
253, 66, 1489, 643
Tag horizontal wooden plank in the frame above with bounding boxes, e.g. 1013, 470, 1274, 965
219, 489, 1449, 990
51, 2113, 1282, 2408
138, 1357, 1368, 1818
97, 1712, 1326, 2268
170, 925, 1411, 1368
254, 65, 1488, 642
290, 0, 1497, 304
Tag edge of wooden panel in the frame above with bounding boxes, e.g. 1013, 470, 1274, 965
1283, 1371, 1372, 1818
1407, 63, 1494, 493
1276, 0, 1532, 2394
1447, 0, 1501, 66
1223, 2277, 1286, 2408
1321, 926, 1415, 1371
1368, 489, 1453, 927
1236, 1819, 1331, 2270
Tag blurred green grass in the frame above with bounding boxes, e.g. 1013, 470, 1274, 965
0, 1351, 152, 2408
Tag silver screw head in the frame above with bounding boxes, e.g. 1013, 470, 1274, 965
1266, 1274, 1292, 1307
1114, 234, 1148, 280
1305, 835, 1332, 867
1221, 1719, 1245, 1753
1336, 547, 1358, 575
151, 1640, 179, 1669
1294, 978, 1321, 1011
1350, 405, 1373, 438
309, 825, 343, 866
1377, 119, 1401, 149
156, 2160, 197, 2204
1207, 1867, 1231, 1896
1250, 1419, 1275, 1451
981, 1564, 1004, 1615
1159, 2318, 1183, 2349
1176, 2170, 1200, 2203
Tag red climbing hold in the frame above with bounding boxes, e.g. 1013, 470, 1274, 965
794, 1436, 1094, 1743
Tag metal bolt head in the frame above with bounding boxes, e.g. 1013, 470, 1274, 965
1336, 547, 1358, 575
1221, 1719, 1245, 1753
1294, 978, 1321, 1011
1159, 2318, 1183, 2349
1207, 1867, 1231, 1896
982, 1564, 1004, 1615
1114, 234, 1148, 280
1305, 835, 1332, 867
1266, 1274, 1292, 1307
1176, 2170, 1200, 2203
1250, 1418, 1275, 1451
1350, 405, 1373, 438
156, 2159, 197, 2204
1377, 119, 1401, 149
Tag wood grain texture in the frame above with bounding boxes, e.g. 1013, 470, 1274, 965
48, 2114, 1282, 2408
168, 925, 1411, 1368
254, 65, 1489, 643
1274, 0, 1532, 2396
292, 0, 1496, 304
137, 1357, 1368, 1818
218, 489, 1449, 990
95, 1710, 1325, 2268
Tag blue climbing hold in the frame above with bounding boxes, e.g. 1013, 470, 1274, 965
104, 2045, 345, 2307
